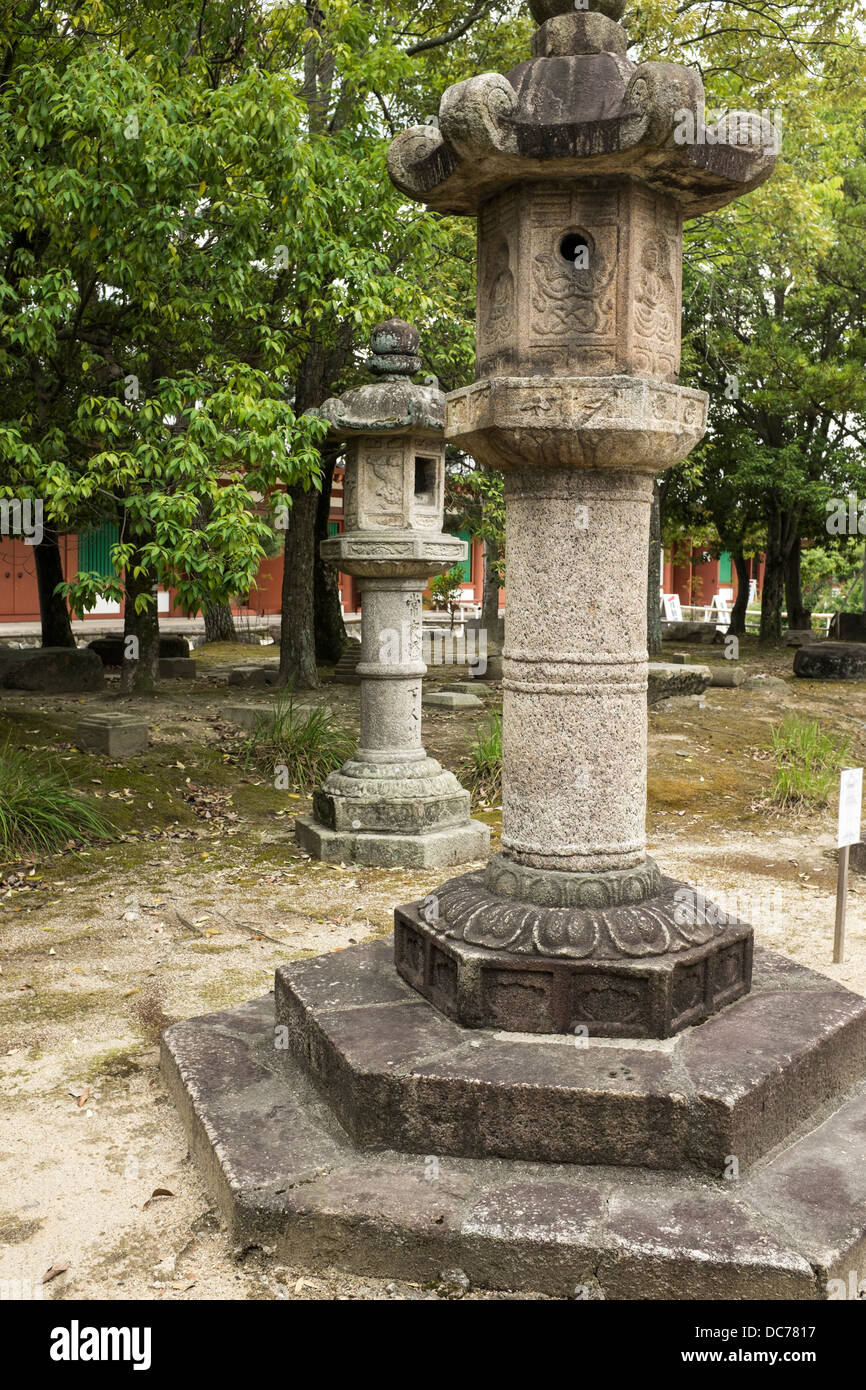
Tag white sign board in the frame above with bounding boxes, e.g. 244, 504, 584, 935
662, 594, 682, 621
837, 767, 863, 848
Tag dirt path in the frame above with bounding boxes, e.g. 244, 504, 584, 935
2, 640, 865, 1301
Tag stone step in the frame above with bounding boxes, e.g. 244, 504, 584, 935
331, 641, 362, 684
162, 984, 866, 1299
274, 939, 866, 1176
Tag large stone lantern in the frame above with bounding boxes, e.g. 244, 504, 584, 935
387, 0, 778, 1036
294, 318, 490, 868
164, 3, 866, 1296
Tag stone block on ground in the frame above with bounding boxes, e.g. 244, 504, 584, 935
661, 621, 717, 642
708, 664, 745, 687
442, 682, 490, 696
88, 634, 190, 666
0, 646, 103, 692
647, 662, 711, 706
829, 612, 866, 642
794, 642, 866, 681
423, 691, 484, 709
159, 657, 197, 680
850, 841, 866, 874
783, 629, 818, 647
743, 674, 790, 694
75, 713, 149, 757
223, 701, 324, 731
227, 664, 280, 688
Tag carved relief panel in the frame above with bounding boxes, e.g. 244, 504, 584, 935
625, 186, 682, 382
348, 435, 446, 532
353, 436, 408, 530
527, 185, 619, 374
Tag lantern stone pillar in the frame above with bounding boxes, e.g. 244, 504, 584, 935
387, 0, 779, 1036
294, 318, 490, 869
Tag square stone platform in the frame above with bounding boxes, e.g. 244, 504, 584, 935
162, 939, 866, 1299
294, 814, 489, 869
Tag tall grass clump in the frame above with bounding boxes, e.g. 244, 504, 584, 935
770, 716, 850, 808
241, 692, 356, 792
0, 740, 112, 857
461, 709, 502, 806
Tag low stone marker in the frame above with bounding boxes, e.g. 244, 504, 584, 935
75, 713, 149, 757
647, 661, 711, 706
159, 657, 196, 680
227, 665, 280, 687
0, 646, 103, 692
423, 690, 484, 709
783, 629, 817, 647
794, 641, 866, 680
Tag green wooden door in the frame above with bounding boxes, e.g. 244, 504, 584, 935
79, 521, 119, 576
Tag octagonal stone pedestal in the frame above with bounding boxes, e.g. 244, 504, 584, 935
395, 873, 752, 1038
162, 939, 866, 1299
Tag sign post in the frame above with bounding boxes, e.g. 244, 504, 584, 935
835, 767, 863, 964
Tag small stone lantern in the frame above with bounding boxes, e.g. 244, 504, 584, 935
294, 318, 490, 868
388, 0, 778, 1036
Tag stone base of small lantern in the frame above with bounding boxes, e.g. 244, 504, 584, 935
294, 773, 489, 869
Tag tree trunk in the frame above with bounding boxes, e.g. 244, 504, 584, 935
34, 526, 75, 647
481, 537, 502, 642
313, 446, 346, 664
784, 538, 809, 630
279, 484, 320, 688
204, 601, 237, 643
759, 511, 785, 644
728, 547, 750, 636
120, 555, 160, 693
646, 479, 662, 656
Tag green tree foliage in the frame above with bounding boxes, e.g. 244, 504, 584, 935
655, 1, 866, 641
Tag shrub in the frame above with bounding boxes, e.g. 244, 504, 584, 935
241, 693, 355, 792
770, 716, 850, 808
461, 709, 502, 806
0, 740, 112, 857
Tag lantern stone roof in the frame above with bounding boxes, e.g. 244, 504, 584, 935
312, 319, 444, 437
387, 0, 777, 217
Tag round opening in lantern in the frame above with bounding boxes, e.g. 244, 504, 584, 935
559, 232, 589, 267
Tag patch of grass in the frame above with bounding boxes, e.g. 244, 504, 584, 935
0, 740, 113, 859
240, 692, 356, 792
460, 710, 502, 806
770, 716, 850, 808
